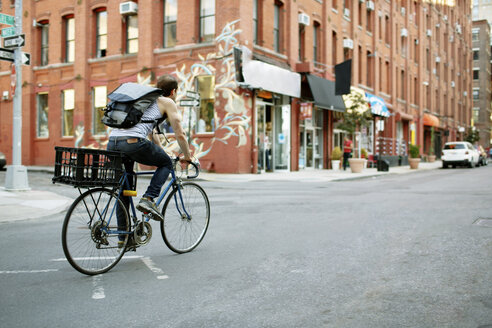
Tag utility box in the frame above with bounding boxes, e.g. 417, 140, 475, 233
377, 159, 390, 172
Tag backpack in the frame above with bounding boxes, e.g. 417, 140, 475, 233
101, 82, 164, 129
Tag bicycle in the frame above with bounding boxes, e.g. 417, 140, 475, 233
52, 146, 210, 275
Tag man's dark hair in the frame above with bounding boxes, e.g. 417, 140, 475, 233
157, 74, 178, 96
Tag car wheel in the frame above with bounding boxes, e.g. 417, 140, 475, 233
442, 161, 448, 169
469, 160, 475, 168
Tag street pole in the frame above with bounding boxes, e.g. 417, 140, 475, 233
5, 0, 29, 190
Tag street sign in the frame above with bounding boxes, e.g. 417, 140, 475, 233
21, 52, 30, 65
0, 47, 14, 62
179, 98, 200, 107
1, 27, 16, 38
3, 34, 25, 48
0, 13, 15, 26
185, 90, 200, 100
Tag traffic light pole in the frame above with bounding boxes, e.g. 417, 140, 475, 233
5, 0, 29, 190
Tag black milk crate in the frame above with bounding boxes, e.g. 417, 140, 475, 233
53, 147, 125, 187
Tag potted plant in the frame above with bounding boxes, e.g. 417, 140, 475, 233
408, 144, 421, 169
337, 90, 372, 173
331, 146, 342, 171
428, 127, 436, 162
361, 148, 369, 167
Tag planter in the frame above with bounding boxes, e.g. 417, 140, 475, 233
331, 160, 341, 171
428, 155, 436, 162
408, 158, 421, 169
348, 158, 366, 173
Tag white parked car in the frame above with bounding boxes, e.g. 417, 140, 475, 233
441, 141, 480, 168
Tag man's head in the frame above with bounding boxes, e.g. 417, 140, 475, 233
157, 74, 178, 100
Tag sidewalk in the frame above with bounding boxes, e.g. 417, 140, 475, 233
0, 160, 443, 222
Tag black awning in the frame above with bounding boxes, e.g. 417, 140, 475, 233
303, 74, 346, 112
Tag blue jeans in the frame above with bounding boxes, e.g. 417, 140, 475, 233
107, 137, 172, 232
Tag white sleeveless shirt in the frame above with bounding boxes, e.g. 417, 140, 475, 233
110, 101, 162, 138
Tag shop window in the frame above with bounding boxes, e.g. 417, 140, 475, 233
195, 75, 215, 133
36, 93, 49, 138
125, 14, 138, 54
93, 86, 107, 135
39, 21, 49, 66
199, 0, 215, 43
62, 89, 75, 137
95, 9, 107, 58
64, 15, 75, 63
163, 0, 177, 48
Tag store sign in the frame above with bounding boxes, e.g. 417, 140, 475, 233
300, 102, 312, 120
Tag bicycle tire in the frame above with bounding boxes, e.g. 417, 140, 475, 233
160, 182, 210, 253
61, 188, 130, 275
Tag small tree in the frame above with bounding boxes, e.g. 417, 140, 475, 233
428, 127, 435, 156
465, 127, 480, 144
409, 144, 420, 158
332, 146, 342, 160
336, 91, 372, 158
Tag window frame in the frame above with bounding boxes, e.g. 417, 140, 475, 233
125, 14, 139, 54
92, 86, 107, 136
95, 9, 107, 58
62, 89, 75, 137
40, 22, 49, 66
64, 15, 75, 63
163, 0, 177, 48
199, 0, 215, 43
36, 93, 49, 138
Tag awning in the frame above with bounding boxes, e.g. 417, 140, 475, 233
423, 113, 440, 127
365, 92, 390, 117
242, 60, 301, 98
302, 74, 346, 112
342, 87, 370, 114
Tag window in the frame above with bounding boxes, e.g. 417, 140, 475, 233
384, 15, 390, 44
299, 25, 305, 61
472, 31, 479, 41
36, 93, 49, 138
40, 22, 49, 66
64, 16, 75, 63
199, 0, 215, 43
400, 70, 405, 99
93, 86, 107, 135
366, 6, 373, 32
163, 0, 177, 48
473, 70, 479, 80
473, 108, 479, 123
273, 2, 282, 52
473, 50, 479, 60
367, 51, 373, 88
401, 36, 407, 57
332, 31, 337, 68
413, 77, 418, 105
253, 0, 259, 44
313, 22, 320, 65
473, 89, 479, 100
195, 75, 215, 133
426, 48, 430, 70
126, 15, 138, 54
95, 10, 107, 58
62, 89, 75, 137
385, 60, 390, 93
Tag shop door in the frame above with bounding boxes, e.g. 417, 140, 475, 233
273, 105, 290, 171
256, 103, 273, 172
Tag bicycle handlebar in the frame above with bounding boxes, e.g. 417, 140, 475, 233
174, 157, 200, 179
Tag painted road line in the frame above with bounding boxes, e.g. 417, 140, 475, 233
92, 275, 105, 300
0, 269, 58, 274
51, 255, 144, 261
141, 257, 169, 280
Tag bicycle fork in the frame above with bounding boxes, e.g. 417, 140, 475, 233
173, 184, 192, 221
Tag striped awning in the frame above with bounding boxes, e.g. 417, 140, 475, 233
365, 92, 390, 117
423, 113, 440, 127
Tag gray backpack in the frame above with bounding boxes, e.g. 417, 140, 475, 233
101, 83, 164, 129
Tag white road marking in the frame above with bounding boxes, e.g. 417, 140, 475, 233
0, 269, 58, 274
141, 257, 169, 279
51, 255, 143, 262
92, 275, 105, 300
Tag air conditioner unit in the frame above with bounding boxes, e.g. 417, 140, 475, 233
344, 8, 350, 17
415, 38, 419, 45
401, 28, 408, 37
435, 56, 441, 63
343, 38, 354, 49
2, 91, 8, 100
298, 13, 310, 26
367, 1, 375, 11
120, 1, 138, 15
463, 91, 467, 96
456, 24, 462, 34
443, 15, 448, 22
401, 7, 406, 16
436, 23, 440, 28
359, 0, 365, 3
451, 81, 455, 87
423, 81, 429, 86
426, 29, 432, 37
449, 35, 454, 43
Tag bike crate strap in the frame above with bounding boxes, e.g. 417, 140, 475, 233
52, 147, 125, 187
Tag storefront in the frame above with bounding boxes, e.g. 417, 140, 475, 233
241, 48, 301, 173
300, 74, 346, 170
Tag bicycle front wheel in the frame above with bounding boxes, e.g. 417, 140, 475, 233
160, 182, 210, 253
61, 188, 130, 275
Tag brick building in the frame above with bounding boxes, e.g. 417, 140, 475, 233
0, 0, 473, 173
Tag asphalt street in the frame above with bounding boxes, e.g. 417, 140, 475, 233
0, 166, 491, 327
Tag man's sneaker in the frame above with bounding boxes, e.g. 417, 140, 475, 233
136, 197, 163, 221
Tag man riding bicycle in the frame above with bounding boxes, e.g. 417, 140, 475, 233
107, 74, 192, 224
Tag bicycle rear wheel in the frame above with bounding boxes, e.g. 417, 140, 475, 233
61, 188, 130, 275
160, 182, 210, 253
